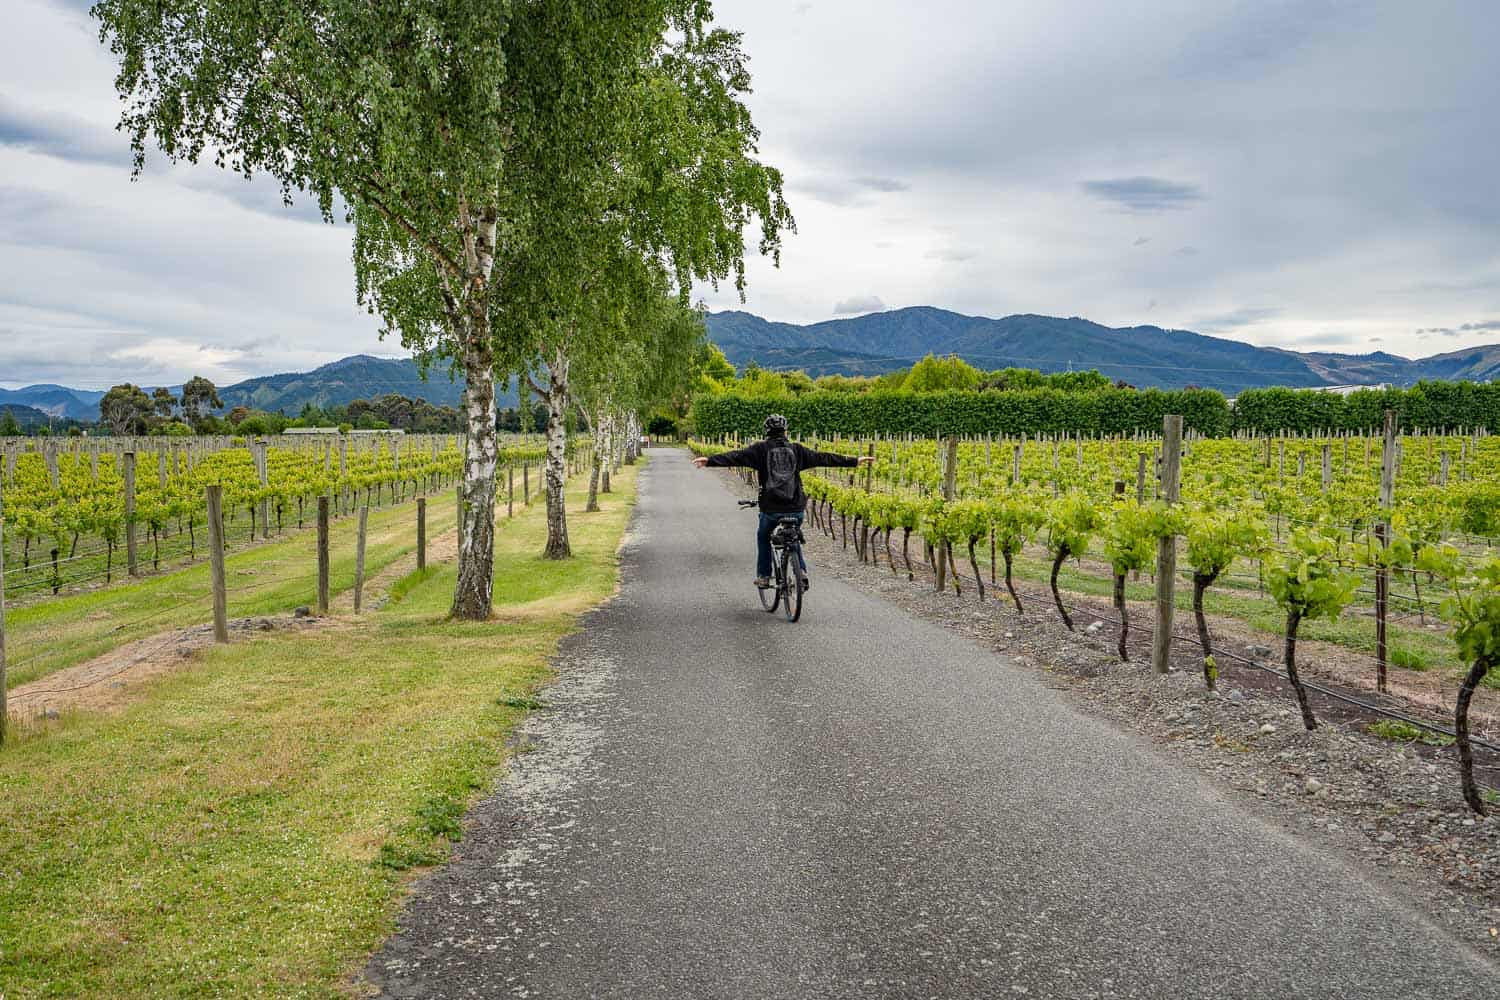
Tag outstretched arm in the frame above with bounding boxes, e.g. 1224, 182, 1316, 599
693, 444, 758, 469
798, 445, 873, 470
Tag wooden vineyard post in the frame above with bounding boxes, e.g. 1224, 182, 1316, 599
1012, 443, 1022, 485
1135, 452, 1147, 503
1375, 409, 1397, 693
417, 497, 427, 571
935, 436, 958, 593
256, 438, 270, 539
508, 465, 515, 518
1152, 415, 1183, 675
863, 441, 875, 492
353, 506, 369, 614
317, 496, 331, 615
338, 437, 349, 516
1321, 444, 1332, 493
123, 451, 139, 577
1, 486, 8, 746
206, 485, 228, 644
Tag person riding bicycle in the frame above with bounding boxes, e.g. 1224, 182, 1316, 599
693, 414, 873, 589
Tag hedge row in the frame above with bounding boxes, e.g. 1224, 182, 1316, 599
691, 388, 1233, 439
1231, 382, 1500, 434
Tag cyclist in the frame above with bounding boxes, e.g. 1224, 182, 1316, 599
693, 414, 873, 589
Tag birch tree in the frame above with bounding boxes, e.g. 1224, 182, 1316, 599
93, 0, 734, 617
499, 19, 790, 560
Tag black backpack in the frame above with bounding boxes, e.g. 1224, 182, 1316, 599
763, 441, 800, 506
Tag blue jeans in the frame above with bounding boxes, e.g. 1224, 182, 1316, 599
757, 512, 808, 579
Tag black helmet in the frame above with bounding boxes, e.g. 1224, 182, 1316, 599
763, 413, 789, 436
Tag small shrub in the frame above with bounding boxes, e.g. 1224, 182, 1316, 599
1389, 647, 1430, 672
1367, 719, 1454, 747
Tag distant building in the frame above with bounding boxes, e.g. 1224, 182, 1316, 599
1312, 383, 1391, 395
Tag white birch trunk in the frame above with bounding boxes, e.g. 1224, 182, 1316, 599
542, 346, 571, 559
451, 340, 498, 619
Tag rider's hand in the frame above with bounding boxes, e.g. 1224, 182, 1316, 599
857, 455, 876, 466
692, 456, 709, 468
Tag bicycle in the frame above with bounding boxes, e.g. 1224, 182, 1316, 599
738, 499, 807, 622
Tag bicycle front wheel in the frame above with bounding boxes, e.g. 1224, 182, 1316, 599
781, 547, 804, 622
758, 566, 779, 612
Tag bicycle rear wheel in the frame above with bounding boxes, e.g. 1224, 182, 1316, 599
781, 546, 804, 622
758, 562, 779, 612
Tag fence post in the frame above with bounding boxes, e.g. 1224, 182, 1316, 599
457, 484, 465, 554
354, 506, 369, 614
1, 487, 8, 746
417, 497, 427, 571
317, 496, 331, 615
206, 485, 228, 644
123, 451, 139, 577
935, 436, 958, 593
1375, 410, 1397, 693
256, 438, 270, 538
1151, 415, 1183, 674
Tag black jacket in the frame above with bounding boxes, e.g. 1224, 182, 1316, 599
706, 436, 859, 513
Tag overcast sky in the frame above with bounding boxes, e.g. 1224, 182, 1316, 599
2, 0, 1498, 389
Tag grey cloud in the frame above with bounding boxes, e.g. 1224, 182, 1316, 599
1174, 246, 1201, 257
1133, 236, 1152, 246
856, 176, 909, 193
1082, 177, 1204, 213
1460, 320, 1500, 331
833, 295, 885, 315
925, 248, 977, 263
1194, 307, 1280, 331
0, 93, 131, 166
794, 174, 909, 206
0, 94, 334, 225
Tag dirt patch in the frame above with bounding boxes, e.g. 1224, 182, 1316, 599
728, 475, 1500, 957
7, 614, 329, 721
332, 526, 460, 614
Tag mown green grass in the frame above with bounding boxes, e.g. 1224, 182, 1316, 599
0, 463, 639, 998
5, 494, 460, 690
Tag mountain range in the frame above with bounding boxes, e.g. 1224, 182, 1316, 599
4, 308, 1497, 419
0, 355, 519, 423
704, 307, 1500, 395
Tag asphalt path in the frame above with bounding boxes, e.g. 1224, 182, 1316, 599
366, 448, 1498, 999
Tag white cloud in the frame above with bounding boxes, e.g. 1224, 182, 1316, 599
832, 295, 885, 315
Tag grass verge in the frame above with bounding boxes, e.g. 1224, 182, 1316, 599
0, 462, 640, 998
5, 493, 460, 690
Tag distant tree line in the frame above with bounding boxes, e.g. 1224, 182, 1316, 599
700, 352, 1128, 400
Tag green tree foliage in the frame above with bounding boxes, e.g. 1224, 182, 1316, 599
0, 411, 22, 437
179, 377, 223, 431
901, 354, 983, 392
99, 384, 154, 436
94, 0, 786, 617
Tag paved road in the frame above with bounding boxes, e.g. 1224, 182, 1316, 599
367, 449, 1497, 999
